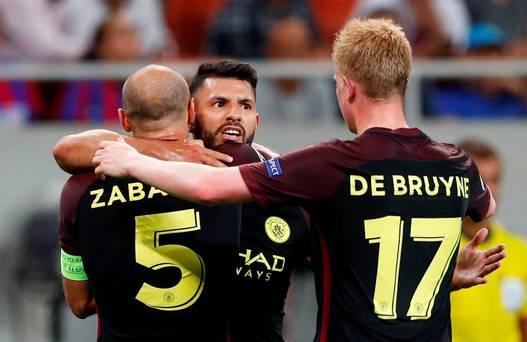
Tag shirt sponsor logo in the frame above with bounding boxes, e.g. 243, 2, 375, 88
264, 216, 291, 244
264, 158, 283, 177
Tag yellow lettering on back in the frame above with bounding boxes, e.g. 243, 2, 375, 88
128, 182, 145, 201
90, 189, 106, 208
371, 175, 386, 196
456, 176, 465, 198
408, 176, 423, 195
350, 175, 368, 196
464, 178, 469, 199
148, 186, 168, 199
107, 185, 126, 206
424, 176, 439, 196
393, 175, 407, 196
439, 177, 454, 196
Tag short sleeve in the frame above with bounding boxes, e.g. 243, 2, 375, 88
465, 157, 491, 222
239, 142, 343, 209
59, 173, 95, 255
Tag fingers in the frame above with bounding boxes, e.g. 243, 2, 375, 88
468, 228, 488, 249
473, 277, 487, 286
485, 250, 507, 265
99, 139, 127, 149
94, 166, 106, 181
484, 244, 505, 257
480, 261, 502, 278
189, 139, 204, 147
205, 149, 233, 164
201, 155, 227, 168
92, 155, 101, 166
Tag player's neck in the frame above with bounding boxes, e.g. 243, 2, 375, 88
132, 125, 188, 141
354, 98, 409, 135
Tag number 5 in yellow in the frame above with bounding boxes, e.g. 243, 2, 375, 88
135, 209, 205, 311
365, 216, 461, 320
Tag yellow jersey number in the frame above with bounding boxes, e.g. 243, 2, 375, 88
365, 216, 461, 320
134, 209, 205, 311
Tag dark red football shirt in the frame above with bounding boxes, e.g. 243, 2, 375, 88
59, 156, 241, 341
239, 127, 491, 342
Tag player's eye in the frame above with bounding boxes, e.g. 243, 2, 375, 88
241, 103, 251, 110
212, 101, 224, 108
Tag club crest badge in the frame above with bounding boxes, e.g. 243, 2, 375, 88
265, 216, 291, 244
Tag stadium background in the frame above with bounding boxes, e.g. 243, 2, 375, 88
0, 0, 526, 341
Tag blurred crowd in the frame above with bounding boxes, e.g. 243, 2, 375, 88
0, 0, 527, 123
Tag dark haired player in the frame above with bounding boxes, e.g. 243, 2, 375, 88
93, 20, 505, 341
189, 61, 311, 341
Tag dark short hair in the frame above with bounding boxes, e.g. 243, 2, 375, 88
189, 60, 258, 97
458, 138, 500, 160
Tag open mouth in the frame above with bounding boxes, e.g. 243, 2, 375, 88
219, 125, 244, 141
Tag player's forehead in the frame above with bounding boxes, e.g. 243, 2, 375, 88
198, 77, 255, 102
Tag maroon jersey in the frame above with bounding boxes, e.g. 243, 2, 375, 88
239, 127, 491, 342
59, 172, 241, 341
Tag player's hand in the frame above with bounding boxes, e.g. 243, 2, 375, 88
133, 138, 232, 167
92, 138, 139, 180
451, 228, 506, 291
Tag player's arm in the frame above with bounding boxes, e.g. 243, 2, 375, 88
62, 278, 96, 319
53, 129, 233, 174
93, 139, 252, 205
450, 228, 506, 291
61, 249, 96, 319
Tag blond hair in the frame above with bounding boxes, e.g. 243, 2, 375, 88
332, 18, 412, 99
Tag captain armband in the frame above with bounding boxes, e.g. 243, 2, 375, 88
61, 249, 88, 281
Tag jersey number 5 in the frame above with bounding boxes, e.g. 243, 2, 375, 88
365, 216, 461, 320
135, 209, 205, 311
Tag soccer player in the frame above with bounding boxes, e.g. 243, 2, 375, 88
188, 61, 312, 341
93, 19, 504, 341
59, 65, 242, 341
451, 139, 527, 342
54, 60, 312, 342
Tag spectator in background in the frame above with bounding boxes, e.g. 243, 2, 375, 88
256, 18, 335, 122
309, 0, 357, 55
0, 0, 100, 62
0, 81, 45, 124
353, 0, 470, 56
451, 138, 527, 342
50, 9, 142, 122
427, 23, 527, 119
206, 0, 319, 59
164, 0, 224, 57
465, 0, 527, 44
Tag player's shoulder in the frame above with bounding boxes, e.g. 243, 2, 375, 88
62, 173, 97, 196
295, 138, 349, 154
214, 143, 262, 166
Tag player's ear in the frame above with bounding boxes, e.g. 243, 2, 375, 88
188, 98, 196, 132
118, 108, 133, 132
255, 113, 261, 127
343, 76, 356, 104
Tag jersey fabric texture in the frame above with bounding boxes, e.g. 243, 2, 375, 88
239, 127, 491, 342
451, 220, 527, 342
59, 169, 241, 341
218, 143, 312, 342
